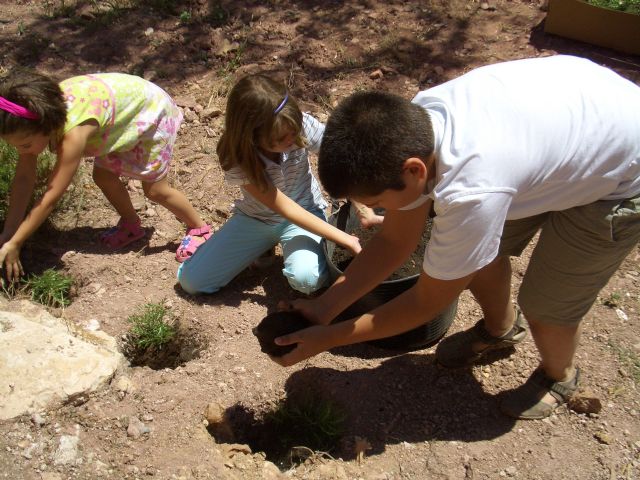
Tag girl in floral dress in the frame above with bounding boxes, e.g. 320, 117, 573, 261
0, 70, 210, 280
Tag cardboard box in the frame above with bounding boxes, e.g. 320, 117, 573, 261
545, 0, 640, 56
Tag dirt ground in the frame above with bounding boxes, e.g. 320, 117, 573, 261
1, 0, 640, 479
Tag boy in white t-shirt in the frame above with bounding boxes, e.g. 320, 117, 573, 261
269, 55, 640, 420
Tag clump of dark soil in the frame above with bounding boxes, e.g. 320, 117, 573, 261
332, 217, 433, 280
253, 311, 312, 357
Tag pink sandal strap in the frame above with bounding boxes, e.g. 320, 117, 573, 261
186, 224, 212, 239
101, 218, 145, 249
175, 224, 212, 262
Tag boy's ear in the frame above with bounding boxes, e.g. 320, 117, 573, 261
402, 157, 428, 180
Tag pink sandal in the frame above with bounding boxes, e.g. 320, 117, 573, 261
175, 224, 212, 262
100, 218, 146, 249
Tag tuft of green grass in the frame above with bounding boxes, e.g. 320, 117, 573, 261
603, 291, 622, 308
265, 393, 346, 457
0, 141, 59, 222
179, 10, 191, 23
0, 141, 18, 220
609, 341, 640, 383
127, 303, 176, 349
587, 0, 640, 14
23, 268, 74, 308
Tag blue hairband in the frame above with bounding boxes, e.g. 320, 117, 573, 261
274, 93, 288, 114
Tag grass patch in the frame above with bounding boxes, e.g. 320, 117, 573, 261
586, 0, 640, 14
602, 291, 622, 308
0, 140, 58, 222
23, 268, 74, 308
215, 391, 347, 469
609, 341, 640, 383
266, 393, 346, 458
127, 302, 176, 349
123, 302, 205, 369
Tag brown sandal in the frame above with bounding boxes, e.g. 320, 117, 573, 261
436, 308, 527, 368
500, 367, 580, 419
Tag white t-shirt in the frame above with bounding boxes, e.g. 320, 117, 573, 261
411, 55, 640, 280
224, 113, 328, 224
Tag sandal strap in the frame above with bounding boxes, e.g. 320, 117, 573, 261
530, 367, 580, 403
187, 224, 211, 237
473, 308, 526, 345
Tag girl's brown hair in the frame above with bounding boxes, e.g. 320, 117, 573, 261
216, 74, 304, 191
0, 68, 67, 136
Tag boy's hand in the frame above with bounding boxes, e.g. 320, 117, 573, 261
0, 241, 24, 283
269, 324, 335, 367
278, 297, 333, 326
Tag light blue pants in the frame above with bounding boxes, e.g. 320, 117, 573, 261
177, 207, 329, 295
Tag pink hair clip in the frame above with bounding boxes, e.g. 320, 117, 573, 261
0, 96, 40, 120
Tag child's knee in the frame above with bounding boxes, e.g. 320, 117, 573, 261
143, 181, 169, 203
176, 264, 221, 295
283, 264, 327, 295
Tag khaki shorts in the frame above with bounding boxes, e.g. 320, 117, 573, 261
498, 195, 640, 326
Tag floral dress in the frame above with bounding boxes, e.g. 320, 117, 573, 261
60, 73, 183, 181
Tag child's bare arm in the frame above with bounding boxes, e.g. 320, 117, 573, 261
0, 125, 94, 280
289, 200, 431, 325
243, 183, 362, 255
0, 154, 38, 244
274, 270, 471, 366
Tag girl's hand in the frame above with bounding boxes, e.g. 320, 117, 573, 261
0, 241, 24, 283
270, 324, 335, 367
342, 233, 362, 256
353, 202, 384, 228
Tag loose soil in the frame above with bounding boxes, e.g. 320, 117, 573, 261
1, 1, 640, 479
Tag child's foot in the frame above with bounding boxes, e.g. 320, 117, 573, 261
100, 217, 146, 250
500, 367, 580, 419
435, 307, 527, 368
175, 224, 212, 262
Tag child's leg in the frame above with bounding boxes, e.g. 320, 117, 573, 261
500, 196, 640, 418
92, 166, 138, 222
177, 212, 278, 294
142, 178, 204, 229
279, 207, 329, 295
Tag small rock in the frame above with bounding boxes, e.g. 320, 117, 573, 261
31, 413, 47, 427
127, 416, 150, 439
594, 431, 612, 445
369, 69, 384, 80
201, 107, 222, 119
53, 435, 80, 466
143, 70, 158, 82
41, 473, 63, 480
568, 390, 602, 414
144, 27, 154, 36
261, 461, 283, 479
183, 108, 199, 123
615, 308, 628, 321
174, 96, 198, 109
204, 402, 234, 442
113, 376, 133, 394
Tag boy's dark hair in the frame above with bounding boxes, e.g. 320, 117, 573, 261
318, 91, 434, 198
0, 69, 67, 136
